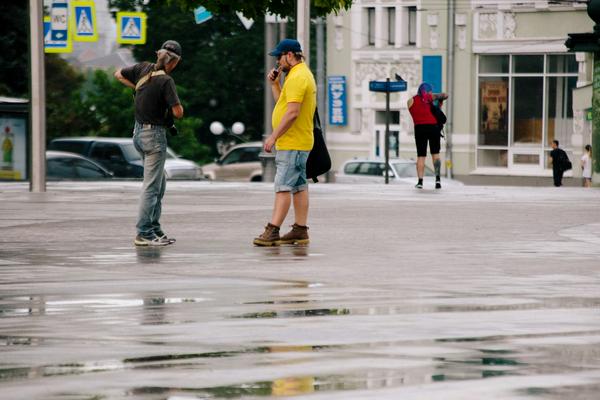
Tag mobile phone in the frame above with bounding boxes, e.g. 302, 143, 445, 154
272, 64, 280, 78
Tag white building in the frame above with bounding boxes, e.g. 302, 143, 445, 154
326, 0, 594, 184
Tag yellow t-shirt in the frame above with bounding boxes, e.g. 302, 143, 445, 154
272, 62, 316, 151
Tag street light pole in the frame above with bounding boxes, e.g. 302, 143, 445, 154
29, 0, 46, 192
297, 0, 310, 66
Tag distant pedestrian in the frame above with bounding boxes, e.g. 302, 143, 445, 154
114, 40, 183, 246
581, 144, 592, 188
253, 39, 316, 246
549, 140, 570, 187
408, 82, 448, 189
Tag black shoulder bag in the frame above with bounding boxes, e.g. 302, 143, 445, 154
306, 108, 331, 183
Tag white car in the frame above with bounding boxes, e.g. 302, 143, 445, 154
335, 158, 463, 187
202, 142, 263, 182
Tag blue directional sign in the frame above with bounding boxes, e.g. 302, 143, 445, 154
194, 6, 213, 25
369, 80, 407, 93
44, 16, 72, 53
50, 0, 69, 41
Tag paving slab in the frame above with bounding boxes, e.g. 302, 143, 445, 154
1, 181, 600, 400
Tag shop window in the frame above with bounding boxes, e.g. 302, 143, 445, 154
477, 54, 577, 170
479, 55, 509, 74
512, 77, 543, 145
513, 55, 543, 73
547, 76, 576, 146
547, 55, 578, 73
477, 149, 508, 167
479, 77, 509, 146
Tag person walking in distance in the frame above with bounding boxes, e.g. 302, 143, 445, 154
581, 144, 592, 188
407, 82, 448, 189
253, 39, 317, 246
549, 140, 568, 187
114, 40, 183, 246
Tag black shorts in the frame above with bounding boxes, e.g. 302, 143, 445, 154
414, 124, 441, 157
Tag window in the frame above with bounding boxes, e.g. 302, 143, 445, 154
367, 8, 376, 46
47, 158, 75, 179
122, 143, 141, 161
344, 162, 360, 174
73, 159, 107, 179
49, 141, 87, 155
477, 54, 577, 169
239, 147, 261, 162
408, 7, 417, 45
221, 149, 242, 165
388, 7, 396, 45
90, 143, 123, 162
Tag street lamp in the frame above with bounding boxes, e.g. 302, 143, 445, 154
209, 121, 246, 155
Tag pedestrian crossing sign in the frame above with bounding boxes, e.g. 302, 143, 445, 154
71, 1, 98, 42
44, 16, 72, 53
117, 12, 146, 44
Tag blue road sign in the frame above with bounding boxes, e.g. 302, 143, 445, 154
194, 6, 213, 25
328, 76, 347, 126
369, 80, 407, 93
73, 2, 97, 41
50, 1, 68, 41
121, 17, 141, 39
44, 16, 72, 53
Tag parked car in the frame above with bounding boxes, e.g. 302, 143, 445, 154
202, 142, 263, 182
46, 151, 113, 180
48, 137, 203, 179
335, 158, 463, 186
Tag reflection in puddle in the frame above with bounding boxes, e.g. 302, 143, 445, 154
234, 308, 350, 319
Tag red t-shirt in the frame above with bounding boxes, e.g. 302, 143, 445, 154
409, 94, 437, 125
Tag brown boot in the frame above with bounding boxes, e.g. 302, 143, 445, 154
279, 223, 309, 245
253, 223, 281, 246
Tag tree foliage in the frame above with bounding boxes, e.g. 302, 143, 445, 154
110, 0, 353, 20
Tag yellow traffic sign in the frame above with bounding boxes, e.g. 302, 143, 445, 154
117, 12, 146, 44
72, 1, 98, 42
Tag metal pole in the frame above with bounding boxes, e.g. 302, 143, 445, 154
593, 51, 600, 185
297, 0, 310, 67
385, 79, 390, 184
29, 0, 46, 192
261, 18, 277, 182
445, 0, 455, 179
316, 17, 326, 131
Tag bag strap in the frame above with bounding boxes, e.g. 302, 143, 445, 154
135, 70, 166, 91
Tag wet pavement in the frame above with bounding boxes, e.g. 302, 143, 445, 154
1, 181, 600, 399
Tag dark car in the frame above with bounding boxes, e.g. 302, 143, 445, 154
49, 137, 204, 179
46, 151, 113, 180
49, 137, 144, 178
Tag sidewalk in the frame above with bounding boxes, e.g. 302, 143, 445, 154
1, 181, 600, 399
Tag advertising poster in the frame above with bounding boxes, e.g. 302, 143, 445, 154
480, 80, 508, 145
0, 117, 27, 180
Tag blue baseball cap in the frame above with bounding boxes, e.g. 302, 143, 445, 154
269, 38, 302, 57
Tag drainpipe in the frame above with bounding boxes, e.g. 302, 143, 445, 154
446, 0, 455, 179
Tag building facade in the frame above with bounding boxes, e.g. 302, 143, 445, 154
326, 0, 594, 183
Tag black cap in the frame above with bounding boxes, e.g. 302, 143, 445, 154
161, 40, 182, 58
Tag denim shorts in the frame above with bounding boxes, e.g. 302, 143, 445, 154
274, 150, 310, 193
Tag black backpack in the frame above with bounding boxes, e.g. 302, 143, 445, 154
306, 109, 331, 183
560, 149, 572, 171
430, 103, 447, 137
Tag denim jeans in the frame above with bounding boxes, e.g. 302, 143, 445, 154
274, 150, 309, 193
133, 122, 167, 237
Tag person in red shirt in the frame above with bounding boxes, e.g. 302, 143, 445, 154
408, 82, 447, 189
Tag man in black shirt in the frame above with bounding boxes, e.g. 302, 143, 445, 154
114, 40, 183, 246
550, 140, 567, 187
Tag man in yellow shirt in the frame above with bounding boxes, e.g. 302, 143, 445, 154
254, 39, 317, 246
